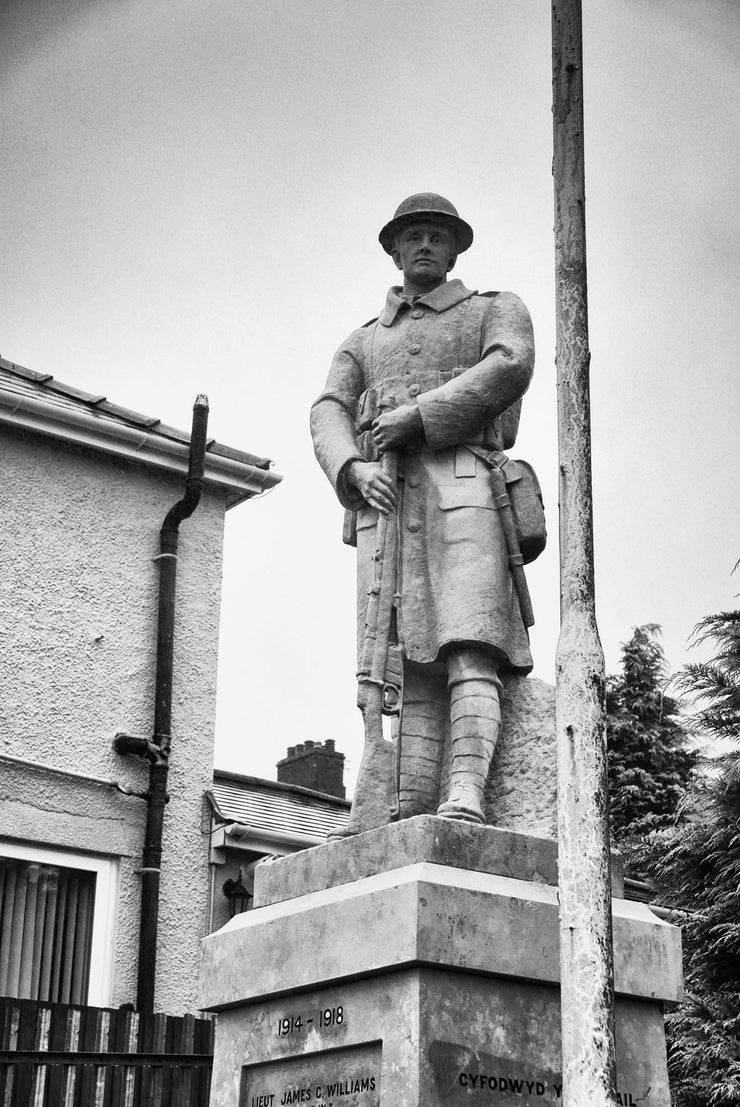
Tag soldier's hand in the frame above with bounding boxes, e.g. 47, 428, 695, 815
347, 461, 398, 515
371, 404, 423, 450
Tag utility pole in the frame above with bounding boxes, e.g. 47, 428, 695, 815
551, 2, 617, 1104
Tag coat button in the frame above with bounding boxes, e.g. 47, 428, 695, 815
408, 384, 420, 397
406, 476, 420, 488
408, 343, 421, 354
410, 309, 423, 319
407, 521, 420, 533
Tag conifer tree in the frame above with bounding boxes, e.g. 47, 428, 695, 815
606, 624, 696, 841
674, 611, 740, 747
631, 610, 740, 1106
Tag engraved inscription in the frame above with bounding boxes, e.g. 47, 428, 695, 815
278, 1006, 345, 1037
243, 1042, 380, 1107
429, 1041, 650, 1105
457, 1074, 642, 1104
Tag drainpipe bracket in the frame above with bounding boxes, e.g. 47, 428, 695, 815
146, 789, 171, 804
113, 732, 169, 766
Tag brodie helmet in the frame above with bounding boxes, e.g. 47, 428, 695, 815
378, 193, 474, 254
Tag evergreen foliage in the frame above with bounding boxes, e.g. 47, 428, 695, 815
606, 624, 696, 841
631, 609, 740, 1107
673, 611, 740, 745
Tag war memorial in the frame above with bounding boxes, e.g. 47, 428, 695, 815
199, 189, 682, 1104
200, 9, 682, 1101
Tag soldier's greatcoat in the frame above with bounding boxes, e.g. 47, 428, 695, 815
310, 278, 535, 673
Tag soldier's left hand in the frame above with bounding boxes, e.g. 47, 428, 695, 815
372, 404, 423, 450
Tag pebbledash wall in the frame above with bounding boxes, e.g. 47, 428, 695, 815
0, 359, 281, 1014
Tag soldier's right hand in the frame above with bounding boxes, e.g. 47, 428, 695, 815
347, 461, 398, 515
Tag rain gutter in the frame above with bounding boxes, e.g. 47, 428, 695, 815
211, 821, 329, 852
0, 386, 281, 506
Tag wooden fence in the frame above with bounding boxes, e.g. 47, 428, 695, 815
0, 998, 214, 1106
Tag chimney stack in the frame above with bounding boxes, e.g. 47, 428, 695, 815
277, 740, 345, 798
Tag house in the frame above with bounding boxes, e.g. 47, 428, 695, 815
208, 742, 350, 932
0, 357, 281, 1016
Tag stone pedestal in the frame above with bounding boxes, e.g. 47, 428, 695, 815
200, 817, 681, 1106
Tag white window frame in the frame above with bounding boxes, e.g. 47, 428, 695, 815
0, 840, 118, 1006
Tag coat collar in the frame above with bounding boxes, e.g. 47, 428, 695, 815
378, 278, 476, 327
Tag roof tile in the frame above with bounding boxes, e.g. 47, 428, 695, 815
210, 776, 350, 840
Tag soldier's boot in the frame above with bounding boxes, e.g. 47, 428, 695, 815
437, 650, 502, 825
398, 665, 447, 818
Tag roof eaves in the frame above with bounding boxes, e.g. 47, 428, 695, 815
0, 358, 282, 506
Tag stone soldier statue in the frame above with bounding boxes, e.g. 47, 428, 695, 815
311, 193, 539, 828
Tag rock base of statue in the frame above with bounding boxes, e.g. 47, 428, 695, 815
200, 817, 680, 1107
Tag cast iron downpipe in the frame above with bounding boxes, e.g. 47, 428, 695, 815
115, 394, 209, 1014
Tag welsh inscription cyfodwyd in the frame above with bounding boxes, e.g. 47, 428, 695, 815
242, 1042, 380, 1107
429, 1042, 651, 1105
457, 1071, 643, 1104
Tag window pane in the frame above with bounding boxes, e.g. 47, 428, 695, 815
0, 857, 96, 1003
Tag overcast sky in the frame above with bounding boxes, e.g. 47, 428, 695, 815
2, 0, 738, 789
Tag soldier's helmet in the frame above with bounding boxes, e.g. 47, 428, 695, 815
378, 193, 474, 255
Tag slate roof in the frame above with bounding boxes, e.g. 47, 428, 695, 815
0, 356, 281, 504
0, 357, 270, 468
209, 770, 350, 841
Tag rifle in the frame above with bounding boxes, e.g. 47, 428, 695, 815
358, 447, 400, 716
333, 399, 401, 837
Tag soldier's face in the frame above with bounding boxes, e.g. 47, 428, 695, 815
392, 222, 457, 288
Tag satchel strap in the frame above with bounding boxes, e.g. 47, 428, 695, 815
463, 443, 507, 471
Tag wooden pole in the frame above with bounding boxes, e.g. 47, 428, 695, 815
551, 2, 617, 1103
